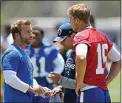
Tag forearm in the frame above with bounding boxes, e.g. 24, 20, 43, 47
76, 57, 86, 86
106, 60, 121, 85
33, 78, 39, 88
3, 70, 29, 93
75, 44, 87, 87
58, 76, 76, 89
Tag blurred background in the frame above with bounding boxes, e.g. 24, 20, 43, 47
0, 1, 121, 102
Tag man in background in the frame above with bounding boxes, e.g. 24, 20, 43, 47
25, 26, 64, 102
53, 22, 77, 103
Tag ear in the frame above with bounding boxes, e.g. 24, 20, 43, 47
14, 33, 20, 38
76, 18, 80, 23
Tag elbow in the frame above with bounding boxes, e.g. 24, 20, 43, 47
114, 60, 121, 65
4, 72, 16, 85
4, 75, 13, 85
112, 60, 121, 71
113, 60, 121, 64
55, 63, 64, 74
54, 54, 65, 74
75, 55, 87, 67
76, 55, 86, 61
59, 56, 65, 66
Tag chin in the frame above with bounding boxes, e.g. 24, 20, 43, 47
27, 40, 33, 44
26, 41, 32, 45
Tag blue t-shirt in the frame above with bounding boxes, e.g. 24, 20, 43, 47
2, 44, 33, 102
25, 43, 58, 88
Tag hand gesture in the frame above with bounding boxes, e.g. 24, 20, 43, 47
75, 84, 82, 96
50, 85, 63, 97
48, 72, 61, 84
28, 86, 43, 96
75, 83, 86, 96
40, 87, 52, 98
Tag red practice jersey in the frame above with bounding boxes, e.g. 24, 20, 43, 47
73, 28, 113, 90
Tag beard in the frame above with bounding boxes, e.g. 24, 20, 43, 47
20, 36, 33, 45
26, 38, 33, 44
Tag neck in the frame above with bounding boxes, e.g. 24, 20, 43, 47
31, 42, 42, 48
13, 39, 26, 49
77, 23, 90, 32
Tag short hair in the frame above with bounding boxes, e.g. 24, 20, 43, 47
11, 19, 31, 39
67, 4, 91, 23
32, 26, 44, 36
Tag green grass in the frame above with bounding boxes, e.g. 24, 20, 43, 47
108, 73, 121, 102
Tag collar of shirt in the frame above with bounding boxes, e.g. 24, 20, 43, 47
75, 25, 93, 36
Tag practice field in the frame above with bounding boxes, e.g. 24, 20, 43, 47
108, 73, 121, 102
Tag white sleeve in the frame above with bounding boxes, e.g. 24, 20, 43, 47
52, 53, 65, 74
107, 45, 121, 62
3, 70, 29, 93
33, 78, 40, 88
76, 44, 88, 57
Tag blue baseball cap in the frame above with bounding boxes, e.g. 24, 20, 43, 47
53, 23, 77, 42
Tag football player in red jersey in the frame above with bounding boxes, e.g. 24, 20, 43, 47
66, 4, 121, 102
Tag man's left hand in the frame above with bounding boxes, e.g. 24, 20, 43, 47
75, 83, 82, 96
51, 85, 63, 97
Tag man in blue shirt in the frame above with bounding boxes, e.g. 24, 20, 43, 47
25, 26, 64, 102
1, 20, 52, 102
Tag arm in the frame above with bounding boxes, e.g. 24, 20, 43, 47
75, 44, 88, 95
58, 76, 76, 89
2, 51, 41, 95
3, 70, 53, 97
53, 53, 65, 74
48, 72, 76, 89
3, 70, 29, 93
33, 78, 52, 97
46, 52, 65, 84
2, 51, 30, 93
33, 78, 40, 88
106, 45, 121, 85
48, 72, 87, 90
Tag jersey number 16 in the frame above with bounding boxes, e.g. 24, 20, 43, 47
96, 44, 108, 74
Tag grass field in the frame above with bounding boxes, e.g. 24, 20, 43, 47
108, 73, 121, 102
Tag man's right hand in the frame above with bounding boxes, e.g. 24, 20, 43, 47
28, 86, 44, 95
48, 72, 61, 84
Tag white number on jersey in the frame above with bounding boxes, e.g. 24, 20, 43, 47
96, 44, 108, 74
31, 56, 47, 77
